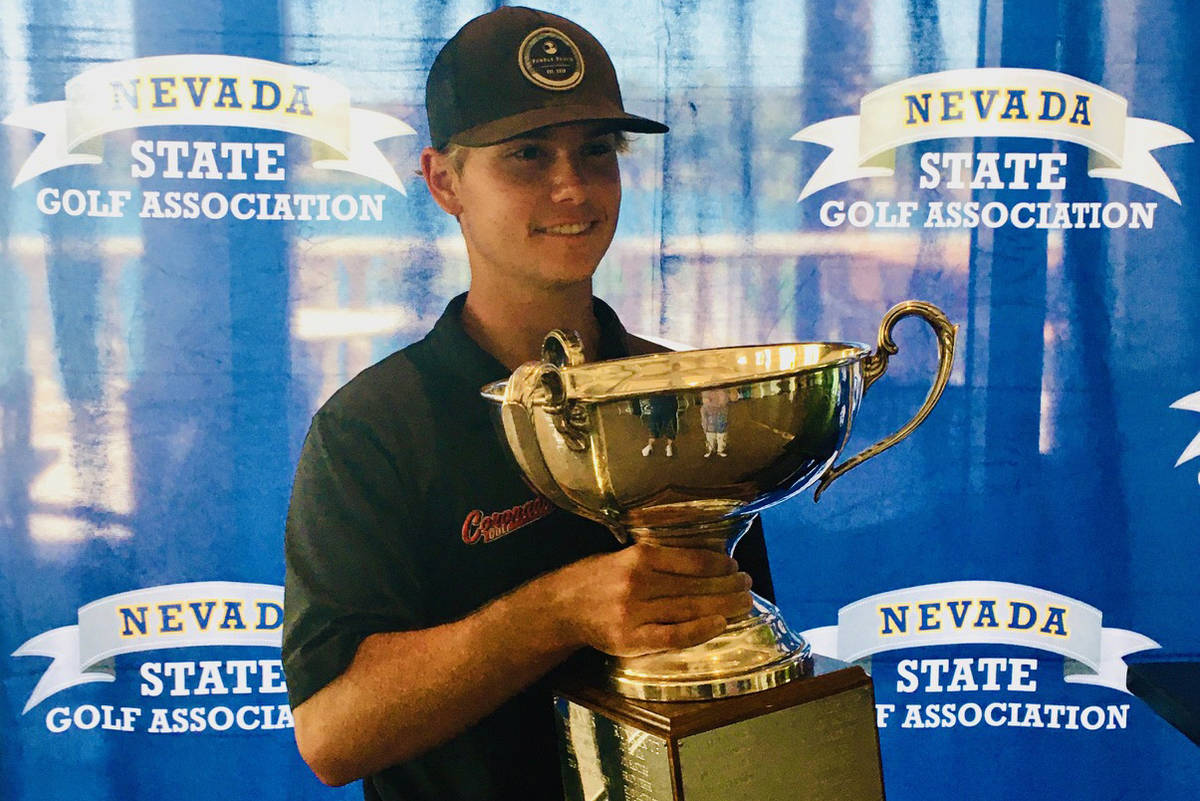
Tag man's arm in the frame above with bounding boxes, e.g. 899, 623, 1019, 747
292, 542, 751, 786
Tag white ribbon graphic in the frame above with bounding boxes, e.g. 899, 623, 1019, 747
800, 581, 1159, 695
3, 55, 414, 192
1170, 391, 1200, 480
12, 581, 284, 713
793, 68, 1192, 202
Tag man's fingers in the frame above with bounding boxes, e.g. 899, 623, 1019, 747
641, 591, 754, 624
635, 615, 730, 652
576, 544, 758, 657
640, 571, 752, 601
636, 544, 737, 577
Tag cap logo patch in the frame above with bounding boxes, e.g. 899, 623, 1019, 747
519, 27, 584, 91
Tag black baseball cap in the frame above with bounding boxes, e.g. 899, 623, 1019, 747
426, 6, 669, 150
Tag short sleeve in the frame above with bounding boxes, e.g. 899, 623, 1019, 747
282, 409, 427, 709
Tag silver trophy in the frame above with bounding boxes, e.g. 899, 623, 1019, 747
482, 300, 957, 703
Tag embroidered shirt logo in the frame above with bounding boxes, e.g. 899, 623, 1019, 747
461, 496, 554, 545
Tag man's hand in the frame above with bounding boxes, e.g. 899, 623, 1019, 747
292, 543, 751, 784
545, 543, 754, 657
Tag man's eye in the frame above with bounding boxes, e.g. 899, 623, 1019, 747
510, 145, 543, 160
584, 140, 615, 156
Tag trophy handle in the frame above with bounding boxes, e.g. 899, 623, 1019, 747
499, 363, 590, 508
541, 328, 586, 367
812, 301, 957, 501
528, 330, 590, 451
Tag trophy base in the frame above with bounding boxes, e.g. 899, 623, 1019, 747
555, 664, 884, 801
609, 594, 813, 701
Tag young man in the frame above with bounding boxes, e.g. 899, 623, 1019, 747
282, 7, 774, 800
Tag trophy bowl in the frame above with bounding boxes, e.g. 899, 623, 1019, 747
481, 301, 956, 702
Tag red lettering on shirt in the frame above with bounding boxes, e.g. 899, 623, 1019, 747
461, 497, 555, 545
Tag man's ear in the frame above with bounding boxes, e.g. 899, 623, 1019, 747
421, 147, 464, 216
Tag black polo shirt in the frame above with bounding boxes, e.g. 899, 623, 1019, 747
283, 294, 774, 800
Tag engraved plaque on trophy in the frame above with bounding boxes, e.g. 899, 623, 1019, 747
554, 663, 883, 801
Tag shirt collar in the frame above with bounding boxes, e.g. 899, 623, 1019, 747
424, 293, 634, 390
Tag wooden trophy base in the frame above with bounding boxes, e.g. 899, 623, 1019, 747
553, 665, 885, 801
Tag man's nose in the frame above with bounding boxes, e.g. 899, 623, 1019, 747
548, 153, 587, 203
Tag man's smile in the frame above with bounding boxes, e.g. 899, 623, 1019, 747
533, 221, 599, 236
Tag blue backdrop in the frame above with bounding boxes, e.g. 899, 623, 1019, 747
1, 1, 1197, 799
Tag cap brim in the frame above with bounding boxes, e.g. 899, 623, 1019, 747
450, 103, 668, 147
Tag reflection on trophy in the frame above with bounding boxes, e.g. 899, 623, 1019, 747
699, 388, 734, 458
482, 301, 956, 801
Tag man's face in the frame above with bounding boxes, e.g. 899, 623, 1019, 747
432, 122, 623, 291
